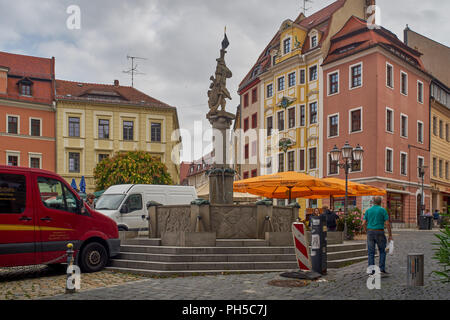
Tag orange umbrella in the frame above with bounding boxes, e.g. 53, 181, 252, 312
302, 178, 386, 199
233, 172, 347, 203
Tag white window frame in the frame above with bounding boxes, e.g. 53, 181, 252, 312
400, 151, 408, 176
283, 36, 292, 55
309, 101, 318, 126
327, 152, 339, 176
6, 150, 20, 167
417, 80, 424, 104
299, 104, 306, 127
327, 70, 340, 96
349, 106, 363, 134
28, 152, 42, 169
386, 62, 394, 89
417, 156, 425, 179
327, 113, 339, 138
308, 147, 317, 170
266, 83, 274, 99
287, 149, 296, 172
310, 31, 318, 49
349, 62, 363, 90
29, 117, 42, 137
277, 110, 285, 132
277, 76, 285, 92
299, 149, 306, 172
400, 71, 408, 96
400, 113, 408, 138
287, 105, 296, 129
309, 64, 318, 82
386, 107, 394, 134
6, 114, 20, 135
385, 147, 394, 173
299, 69, 306, 85
417, 120, 424, 144
288, 71, 296, 88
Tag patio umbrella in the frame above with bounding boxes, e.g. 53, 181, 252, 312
233, 171, 347, 203
79, 176, 86, 193
302, 178, 386, 199
71, 178, 77, 191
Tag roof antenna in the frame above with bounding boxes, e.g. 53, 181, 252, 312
301, 0, 313, 15
123, 55, 147, 87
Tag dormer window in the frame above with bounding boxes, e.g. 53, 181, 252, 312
17, 78, 33, 96
283, 38, 291, 54
311, 35, 318, 48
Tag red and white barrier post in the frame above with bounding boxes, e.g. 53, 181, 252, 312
292, 222, 312, 271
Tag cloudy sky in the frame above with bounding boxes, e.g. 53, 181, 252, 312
1, 0, 448, 161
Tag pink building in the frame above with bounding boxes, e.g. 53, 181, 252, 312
322, 17, 432, 228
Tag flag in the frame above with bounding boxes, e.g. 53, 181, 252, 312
222, 33, 229, 50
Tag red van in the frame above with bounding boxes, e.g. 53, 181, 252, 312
0, 166, 120, 272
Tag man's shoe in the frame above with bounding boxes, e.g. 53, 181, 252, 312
380, 270, 390, 277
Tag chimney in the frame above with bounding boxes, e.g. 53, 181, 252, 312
114, 79, 119, 87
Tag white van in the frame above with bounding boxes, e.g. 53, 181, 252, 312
95, 184, 197, 231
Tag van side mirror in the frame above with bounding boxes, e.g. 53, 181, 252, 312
120, 204, 129, 214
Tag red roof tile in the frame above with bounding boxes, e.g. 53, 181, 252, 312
0, 51, 54, 79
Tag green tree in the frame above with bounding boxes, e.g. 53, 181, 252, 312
94, 151, 172, 191
433, 214, 450, 283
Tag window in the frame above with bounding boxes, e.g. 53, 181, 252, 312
401, 72, 408, 95
277, 111, 285, 131
251, 88, 257, 103
386, 148, 393, 173
278, 77, 285, 91
244, 93, 249, 108
98, 119, 109, 139
351, 153, 361, 172
20, 84, 32, 96
309, 148, 317, 170
439, 159, 443, 178
7, 116, 18, 134
439, 120, 443, 139
400, 152, 407, 176
283, 38, 291, 54
123, 121, 134, 141
446, 124, 449, 142
433, 157, 437, 177
98, 154, 109, 162
69, 152, 80, 173
386, 108, 393, 133
309, 66, 317, 81
288, 151, 295, 171
30, 119, 41, 137
433, 116, 438, 135
311, 35, 318, 48
37, 177, 78, 213
328, 72, 339, 95
300, 105, 305, 126
288, 72, 296, 87
350, 108, 362, 133
328, 154, 338, 175
300, 70, 306, 84
329, 114, 338, 137
124, 194, 143, 212
446, 161, 449, 180
251, 141, 257, 157
350, 63, 362, 88
309, 102, 317, 125
417, 121, 423, 143
244, 144, 249, 160
0, 173, 26, 214
251, 113, 257, 129
288, 107, 295, 128
418, 81, 424, 103
278, 153, 284, 172
267, 116, 273, 137
68, 117, 80, 137
401, 114, 408, 138
151, 122, 161, 142
30, 157, 40, 169
243, 171, 249, 179
8, 155, 18, 167
244, 117, 249, 132
386, 63, 393, 88
418, 157, 424, 177
299, 150, 305, 171
267, 84, 273, 98
251, 169, 257, 178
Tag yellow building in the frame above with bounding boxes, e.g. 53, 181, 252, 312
430, 80, 450, 214
55, 79, 180, 193
236, 0, 372, 216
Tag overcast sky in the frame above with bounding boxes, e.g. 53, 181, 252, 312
1, 0, 448, 162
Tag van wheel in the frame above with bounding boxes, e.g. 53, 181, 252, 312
79, 242, 108, 273
118, 226, 127, 231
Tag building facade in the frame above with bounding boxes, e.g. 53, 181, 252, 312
55, 79, 180, 192
235, 0, 373, 211
0, 51, 56, 171
181, 151, 213, 189
322, 16, 432, 227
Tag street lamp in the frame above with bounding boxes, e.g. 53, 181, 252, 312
330, 142, 364, 240
418, 165, 427, 217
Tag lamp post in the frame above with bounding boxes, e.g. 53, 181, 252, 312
418, 165, 427, 216
330, 142, 364, 240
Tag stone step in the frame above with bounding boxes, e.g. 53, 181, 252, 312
326, 242, 366, 253
116, 252, 296, 263
327, 256, 369, 269
121, 238, 162, 246
327, 249, 368, 261
118, 245, 296, 255
109, 259, 299, 271
215, 239, 269, 247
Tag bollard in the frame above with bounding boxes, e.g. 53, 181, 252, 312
310, 215, 327, 275
65, 243, 76, 294
407, 253, 424, 287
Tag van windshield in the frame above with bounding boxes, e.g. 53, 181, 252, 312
95, 194, 126, 210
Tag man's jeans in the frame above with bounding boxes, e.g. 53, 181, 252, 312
367, 230, 387, 272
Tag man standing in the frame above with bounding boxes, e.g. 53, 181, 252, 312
321, 205, 339, 232
362, 197, 392, 276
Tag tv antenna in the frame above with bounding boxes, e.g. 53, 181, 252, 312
301, 0, 313, 15
123, 55, 147, 87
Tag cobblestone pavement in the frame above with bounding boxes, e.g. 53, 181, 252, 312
46, 230, 448, 300
0, 265, 146, 300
